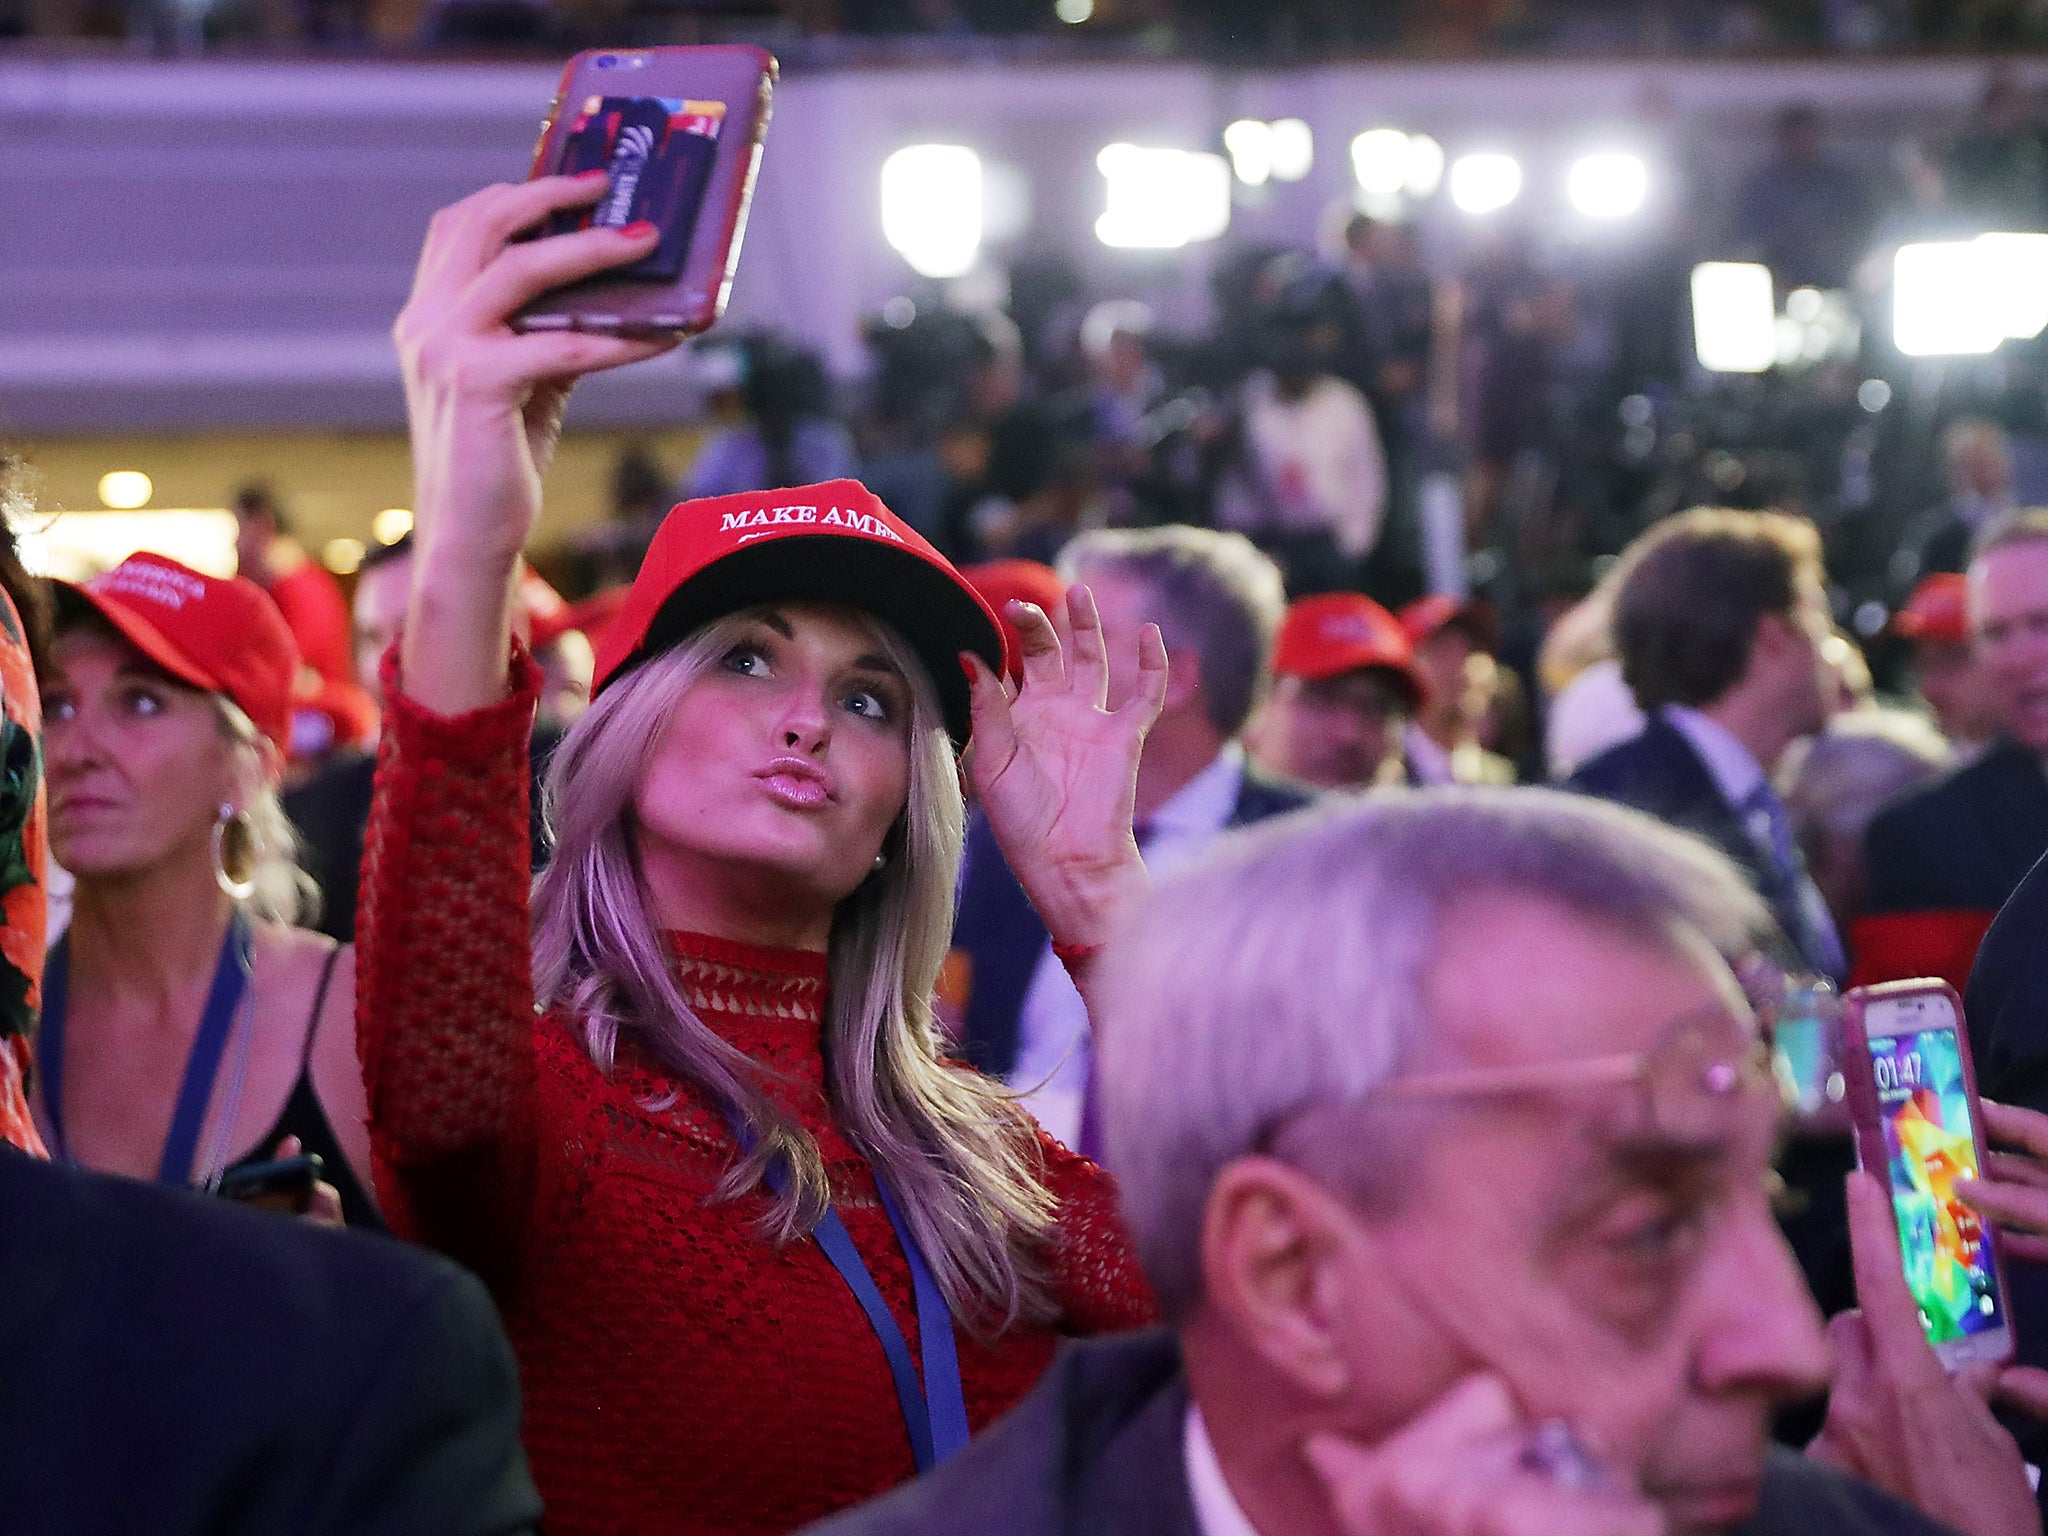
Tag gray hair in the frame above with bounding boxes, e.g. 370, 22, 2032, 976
1093, 786, 1771, 1319
530, 607, 1057, 1328
1059, 525, 1285, 738
1781, 707, 1951, 849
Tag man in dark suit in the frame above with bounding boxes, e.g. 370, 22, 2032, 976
0, 1143, 541, 1535
948, 526, 1312, 1147
1862, 509, 2048, 991
810, 793, 2019, 1536
1565, 508, 1843, 984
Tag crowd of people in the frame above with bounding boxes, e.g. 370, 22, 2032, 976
12, 119, 2048, 1536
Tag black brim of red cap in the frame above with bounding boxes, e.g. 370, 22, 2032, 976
601, 535, 1004, 745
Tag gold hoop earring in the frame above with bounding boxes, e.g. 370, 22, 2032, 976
211, 802, 256, 902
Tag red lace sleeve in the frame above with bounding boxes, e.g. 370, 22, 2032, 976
356, 646, 546, 1272
1036, 1129, 1160, 1334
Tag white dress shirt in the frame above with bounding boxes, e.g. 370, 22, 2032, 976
1662, 704, 1766, 811
1006, 745, 1248, 1146
1185, 1405, 1262, 1536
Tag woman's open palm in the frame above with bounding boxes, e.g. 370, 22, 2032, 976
964, 585, 1168, 945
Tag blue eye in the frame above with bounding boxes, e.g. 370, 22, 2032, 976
723, 645, 769, 676
844, 689, 891, 722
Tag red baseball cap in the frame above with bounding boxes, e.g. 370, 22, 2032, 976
1273, 592, 1424, 707
56, 552, 300, 752
961, 559, 1067, 684
1398, 594, 1498, 652
593, 481, 1003, 744
1894, 572, 1971, 646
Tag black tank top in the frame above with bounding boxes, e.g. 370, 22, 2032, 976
224, 944, 382, 1231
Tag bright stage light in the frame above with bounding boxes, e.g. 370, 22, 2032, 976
1224, 120, 1272, 187
1975, 232, 2048, 342
97, 471, 152, 510
1448, 153, 1522, 215
881, 145, 983, 279
1405, 134, 1445, 196
1567, 152, 1647, 219
1096, 145, 1231, 250
372, 507, 414, 545
1268, 119, 1314, 182
1350, 129, 1444, 199
1691, 262, 1777, 373
323, 538, 366, 575
1894, 240, 2007, 357
1053, 0, 1092, 20
1350, 129, 1409, 196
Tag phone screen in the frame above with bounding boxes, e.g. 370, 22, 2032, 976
1864, 995, 2004, 1346
542, 93, 725, 281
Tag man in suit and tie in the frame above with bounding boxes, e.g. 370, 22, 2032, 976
1861, 508, 2048, 992
807, 792, 2033, 1536
1565, 509, 1844, 984
948, 526, 1313, 1145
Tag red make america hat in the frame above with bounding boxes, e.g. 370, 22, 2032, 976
57, 552, 300, 752
594, 481, 1004, 744
1273, 592, 1424, 707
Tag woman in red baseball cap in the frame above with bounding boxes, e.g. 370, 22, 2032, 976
33, 553, 376, 1225
358, 175, 1165, 1535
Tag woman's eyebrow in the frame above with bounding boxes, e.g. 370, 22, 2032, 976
849, 652, 903, 677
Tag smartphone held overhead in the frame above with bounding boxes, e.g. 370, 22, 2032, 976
515, 45, 777, 338
1841, 979, 2014, 1370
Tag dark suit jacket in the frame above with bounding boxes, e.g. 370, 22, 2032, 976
1967, 847, 2048, 1414
1565, 713, 1818, 975
0, 1146, 541, 1536
1865, 738, 2048, 918
799, 1329, 1956, 1536
951, 761, 1317, 1078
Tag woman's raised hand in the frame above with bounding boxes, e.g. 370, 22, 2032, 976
963, 584, 1168, 951
393, 176, 675, 714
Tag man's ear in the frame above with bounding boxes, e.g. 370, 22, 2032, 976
1198, 1158, 1373, 1402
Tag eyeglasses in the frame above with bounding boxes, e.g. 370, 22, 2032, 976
1379, 977, 1792, 1146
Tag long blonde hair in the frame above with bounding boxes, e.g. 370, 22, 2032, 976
531, 607, 1058, 1327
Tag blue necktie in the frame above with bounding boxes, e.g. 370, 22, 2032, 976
1743, 782, 1847, 982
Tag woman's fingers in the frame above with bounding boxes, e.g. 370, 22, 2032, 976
1116, 621, 1170, 730
452, 220, 662, 335
1010, 600, 1067, 700
1984, 1149, 2048, 1191
962, 651, 1018, 781
411, 173, 609, 303
1956, 1174, 2048, 1238
1992, 1367, 2048, 1421
1983, 1101, 2048, 1160
1064, 582, 1110, 711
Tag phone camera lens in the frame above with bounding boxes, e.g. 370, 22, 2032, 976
595, 54, 617, 67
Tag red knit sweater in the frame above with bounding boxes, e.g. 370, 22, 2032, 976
355, 654, 1157, 1536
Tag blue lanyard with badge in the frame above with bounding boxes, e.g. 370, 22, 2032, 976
723, 1105, 970, 1471
37, 910, 256, 1185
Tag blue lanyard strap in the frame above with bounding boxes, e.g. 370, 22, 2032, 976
40, 911, 254, 1185
724, 1107, 969, 1472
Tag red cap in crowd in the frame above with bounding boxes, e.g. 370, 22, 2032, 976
961, 559, 1067, 684
1273, 592, 1425, 709
594, 481, 1004, 744
1894, 572, 1971, 646
1399, 594, 1499, 653
57, 552, 300, 753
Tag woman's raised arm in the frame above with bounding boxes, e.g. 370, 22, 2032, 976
394, 174, 675, 716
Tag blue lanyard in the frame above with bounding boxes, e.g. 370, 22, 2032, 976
725, 1107, 970, 1472
39, 911, 254, 1185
